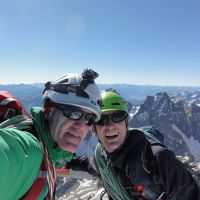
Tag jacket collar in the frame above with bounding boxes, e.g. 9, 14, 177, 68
106, 129, 147, 169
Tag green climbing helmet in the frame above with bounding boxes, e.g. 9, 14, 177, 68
101, 91, 129, 114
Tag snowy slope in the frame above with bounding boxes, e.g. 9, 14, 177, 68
56, 171, 109, 200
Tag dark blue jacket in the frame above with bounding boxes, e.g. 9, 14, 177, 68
67, 129, 200, 200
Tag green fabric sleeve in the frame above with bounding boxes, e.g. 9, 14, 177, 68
0, 128, 43, 200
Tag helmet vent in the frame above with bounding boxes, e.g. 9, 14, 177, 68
112, 103, 120, 105
59, 78, 69, 84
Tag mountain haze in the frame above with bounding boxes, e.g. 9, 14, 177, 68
1, 83, 200, 111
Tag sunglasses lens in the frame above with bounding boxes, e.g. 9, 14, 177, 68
96, 111, 127, 126
55, 104, 97, 125
96, 115, 108, 126
55, 105, 83, 120
111, 111, 127, 123
64, 110, 82, 120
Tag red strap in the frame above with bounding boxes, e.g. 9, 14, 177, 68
43, 145, 56, 200
134, 185, 145, 192
37, 132, 56, 200
22, 177, 47, 200
56, 167, 71, 175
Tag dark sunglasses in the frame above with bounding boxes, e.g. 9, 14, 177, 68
55, 104, 97, 126
96, 111, 128, 126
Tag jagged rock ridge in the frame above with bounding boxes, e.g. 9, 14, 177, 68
129, 92, 200, 161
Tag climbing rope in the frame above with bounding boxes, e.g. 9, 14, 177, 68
95, 143, 132, 200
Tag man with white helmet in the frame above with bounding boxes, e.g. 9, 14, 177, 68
0, 68, 102, 200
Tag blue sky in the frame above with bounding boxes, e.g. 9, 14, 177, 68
0, 0, 200, 86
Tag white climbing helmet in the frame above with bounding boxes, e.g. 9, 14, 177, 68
42, 69, 102, 121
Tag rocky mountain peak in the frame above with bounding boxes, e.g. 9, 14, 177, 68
130, 92, 200, 161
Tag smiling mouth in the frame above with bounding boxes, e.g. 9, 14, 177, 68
105, 132, 119, 139
66, 132, 81, 138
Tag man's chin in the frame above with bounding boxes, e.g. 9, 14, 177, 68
104, 143, 119, 153
104, 138, 119, 146
59, 142, 79, 153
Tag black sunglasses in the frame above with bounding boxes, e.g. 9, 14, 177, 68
96, 111, 128, 126
55, 104, 97, 126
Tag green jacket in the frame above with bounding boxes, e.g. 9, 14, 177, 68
0, 127, 43, 199
0, 107, 74, 200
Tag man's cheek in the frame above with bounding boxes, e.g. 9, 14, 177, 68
50, 113, 66, 136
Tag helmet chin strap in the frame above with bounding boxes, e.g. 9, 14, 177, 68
125, 118, 128, 129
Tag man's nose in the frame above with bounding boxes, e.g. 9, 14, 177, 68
106, 116, 115, 126
73, 116, 88, 129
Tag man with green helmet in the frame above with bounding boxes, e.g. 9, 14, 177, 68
67, 91, 199, 200
95, 91, 129, 154
0, 68, 102, 200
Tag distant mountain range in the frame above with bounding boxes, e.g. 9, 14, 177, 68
1, 83, 200, 161
1, 83, 200, 111
99, 84, 200, 103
